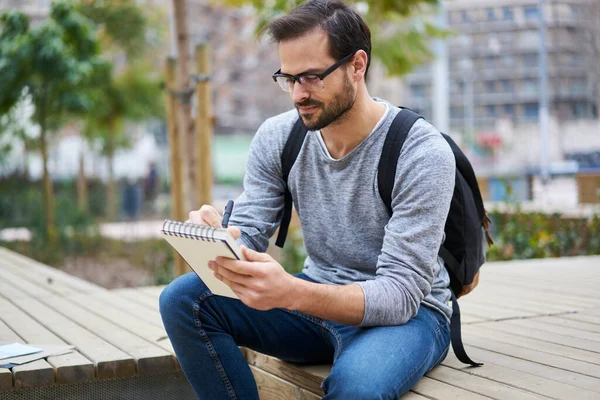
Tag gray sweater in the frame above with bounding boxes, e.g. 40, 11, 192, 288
229, 100, 455, 327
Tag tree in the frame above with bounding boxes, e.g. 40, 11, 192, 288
172, 0, 197, 211
220, 0, 445, 77
77, 0, 165, 219
0, 2, 105, 243
83, 62, 164, 220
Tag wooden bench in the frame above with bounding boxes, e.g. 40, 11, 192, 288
1, 246, 600, 399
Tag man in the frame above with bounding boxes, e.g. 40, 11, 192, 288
160, 1, 455, 398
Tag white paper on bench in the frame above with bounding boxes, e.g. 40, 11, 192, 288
0, 344, 75, 368
0, 343, 42, 360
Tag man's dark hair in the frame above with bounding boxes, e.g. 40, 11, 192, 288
264, 0, 372, 79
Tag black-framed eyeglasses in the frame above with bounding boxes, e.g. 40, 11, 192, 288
272, 51, 356, 92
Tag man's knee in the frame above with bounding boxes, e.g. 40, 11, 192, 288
159, 273, 209, 325
323, 370, 401, 400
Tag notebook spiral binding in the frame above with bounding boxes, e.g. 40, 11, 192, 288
162, 220, 218, 242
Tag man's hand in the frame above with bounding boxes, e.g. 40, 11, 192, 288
187, 205, 241, 240
209, 246, 296, 311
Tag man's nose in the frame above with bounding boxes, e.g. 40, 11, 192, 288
291, 81, 309, 104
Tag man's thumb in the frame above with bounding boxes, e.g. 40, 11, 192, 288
241, 246, 272, 262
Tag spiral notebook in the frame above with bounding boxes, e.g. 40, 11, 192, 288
161, 219, 245, 299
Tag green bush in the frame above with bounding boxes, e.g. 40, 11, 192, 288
487, 209, 600, 261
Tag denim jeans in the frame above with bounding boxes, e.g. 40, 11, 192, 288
159, 272, 450, 400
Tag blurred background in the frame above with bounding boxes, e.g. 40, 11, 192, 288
0, 0, 598, 288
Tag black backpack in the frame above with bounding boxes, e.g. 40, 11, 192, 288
275, 108, 494, 367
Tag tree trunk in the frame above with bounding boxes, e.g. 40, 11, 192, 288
172, 0, 196, 211
77, 146, 88, 213
106, 131, 117, 221
39, 121, 56, 244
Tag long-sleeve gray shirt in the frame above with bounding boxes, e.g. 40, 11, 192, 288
229, 99, 455, 327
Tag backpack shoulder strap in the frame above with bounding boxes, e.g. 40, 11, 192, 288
378, 108, 423, 214
275, 118, 308, 248
441, 133, 486, 221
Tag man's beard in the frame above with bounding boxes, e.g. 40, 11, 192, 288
295, 75, 356, 131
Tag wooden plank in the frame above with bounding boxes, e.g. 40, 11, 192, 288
399, 393, 429, 400
532, 316, 600, 334
466, 323, 600, 366
111, 287, 160, 311
245, 349, 327, 395
0, 247, 103, 294
68, 293, 176, 355
468, 285, 597, 311
42, 294, 174, 376
459, 301, 538, 320
137, 286, 167, 298
0, 323, 18, 390
426, 365, 547, 400
462, 331, 600, 378
0, 319, 54, 390
412, 376, 494, 399
89, 291, 164, 328
452, 346, 600, 393
483, 319, 600, 353
0, 265, 62, 299
11, 296, 137, 380
504, 318, 600, 342
465, 292, 579, 315
561, 312, 600, 326
0, 298, 94, 385
501, 320, 600, 352
250, 365, 321, 399
481, 277, 600, 305
442, 352, 598, 400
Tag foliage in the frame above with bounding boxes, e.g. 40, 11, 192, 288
219, 0, 448, 76
0, 3, 107, 123
279, 208, 600, 271
77, 0, 149, 59
487, 210, 600, 261
0, 176, 110, 228
0, 2, 107, 241
281, 226, 307, 274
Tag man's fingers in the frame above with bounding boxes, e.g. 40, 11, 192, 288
227, 226, 241, 240
210, 261, 251, 284
188, 205, 222, 227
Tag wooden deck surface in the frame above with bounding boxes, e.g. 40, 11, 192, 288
0, 246, 599, 399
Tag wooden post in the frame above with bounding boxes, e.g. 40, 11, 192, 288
172, 0, 196, 211
195, 43, 213, 207
165, 57, 187, 277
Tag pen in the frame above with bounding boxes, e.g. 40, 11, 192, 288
222, 200, 234, 228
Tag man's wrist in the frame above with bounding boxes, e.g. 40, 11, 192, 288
285, 276, 309, 311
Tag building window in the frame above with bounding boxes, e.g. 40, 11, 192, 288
524, 6, 539, 20
486, 81, 495, 93
573, 102, 587, 118
502, 80, 513, 92
523, 79, 538, 94
524, 103, 539, 120
461, 10, 470, 23
570, 78, 586, 95
486, 55, 495, 68
487, 8, 496, 21
450, 106, 463, 118
410, 84, 426, 98
504, 104, 515, 115
487, 105, 496, 117
523, 53, 538, 67
503, 7, 513, 20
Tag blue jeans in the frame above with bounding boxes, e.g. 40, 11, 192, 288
159, 272, 450, 400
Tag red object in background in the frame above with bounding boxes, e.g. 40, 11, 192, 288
477, 132, 502, 149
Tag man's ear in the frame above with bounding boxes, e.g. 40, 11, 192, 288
350, 50, 368, 82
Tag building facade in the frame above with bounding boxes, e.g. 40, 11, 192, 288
404, 0, 599, 133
